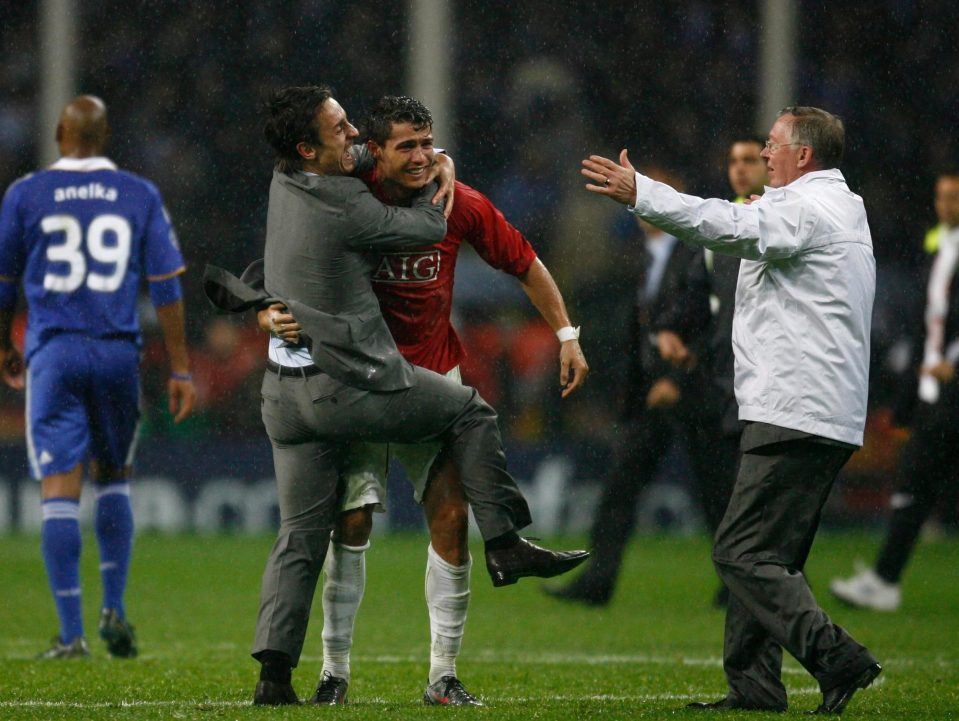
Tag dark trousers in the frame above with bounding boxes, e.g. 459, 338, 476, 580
876, 388, 959, 583
253, 364, 532, 664
713, 428, 875, 707
576, 403, 737, 597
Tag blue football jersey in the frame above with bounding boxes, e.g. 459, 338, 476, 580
0, 157, 185, 361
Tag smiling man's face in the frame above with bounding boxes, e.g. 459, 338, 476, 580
370, 121, 435, 191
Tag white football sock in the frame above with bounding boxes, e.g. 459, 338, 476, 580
425, 543, 471, 684
321, 540, 369, 681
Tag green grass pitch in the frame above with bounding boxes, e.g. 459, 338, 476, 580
0, 531, 956, 720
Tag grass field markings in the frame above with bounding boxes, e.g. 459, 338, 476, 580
0, 677, 888, 710
0, 700, 251, 710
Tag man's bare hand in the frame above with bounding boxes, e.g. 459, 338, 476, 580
656, 330, 695, 369
646, 377, 681, 408
582, 149, 638, 206
925, 360, 956, 384
559, 339, 589, 398
257, 302, 301, 344
168, 376, 196, 424
430, 153, 456, 218
0, 345, 24, 390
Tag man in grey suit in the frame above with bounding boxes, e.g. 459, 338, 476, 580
205, 85, 588, 705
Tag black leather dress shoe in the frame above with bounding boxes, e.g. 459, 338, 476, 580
542, 581, 611, 607
253, 679, 301, 705
485, 538, 589, 587
686, 696, 786, 712
809, 663, 881, 715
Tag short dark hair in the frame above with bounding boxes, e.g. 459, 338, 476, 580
779, 106, 844, 169
364, 96, 433, 147
728, 137, 765, 153
264, 85, 332, 173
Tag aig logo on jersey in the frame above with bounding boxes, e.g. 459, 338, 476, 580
373, 250, 441, 284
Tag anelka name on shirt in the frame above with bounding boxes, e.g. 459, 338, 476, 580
54, 183, 118, 203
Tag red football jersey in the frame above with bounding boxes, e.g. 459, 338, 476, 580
367, 178, 537, 373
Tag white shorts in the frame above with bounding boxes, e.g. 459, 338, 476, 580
339, 366, 461, 513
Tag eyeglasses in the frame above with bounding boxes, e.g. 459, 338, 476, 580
764, 140, 803, 152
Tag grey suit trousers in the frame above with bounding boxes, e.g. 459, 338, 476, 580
711, 424, 876, 709
252, 363, 531, 664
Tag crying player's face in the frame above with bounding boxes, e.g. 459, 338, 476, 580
374, 122, 435, 190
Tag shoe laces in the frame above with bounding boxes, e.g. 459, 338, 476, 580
440, 676, 479, 705
314, 671, 346, 703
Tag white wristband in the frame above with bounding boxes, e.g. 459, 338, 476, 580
556, 325, 581, 343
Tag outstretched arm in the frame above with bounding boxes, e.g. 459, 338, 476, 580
517, 258, 589, 398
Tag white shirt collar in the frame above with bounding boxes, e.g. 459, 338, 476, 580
764, 168, 845, 194
49, 156, 117, 172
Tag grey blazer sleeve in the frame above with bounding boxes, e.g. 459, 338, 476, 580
344, 182, 447, 250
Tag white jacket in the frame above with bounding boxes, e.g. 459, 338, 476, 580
629, 168, 875, 446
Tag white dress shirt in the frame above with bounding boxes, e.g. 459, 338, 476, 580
628, 168, 876, 446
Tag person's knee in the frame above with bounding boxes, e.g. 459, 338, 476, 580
41, 465, 84, 500
711, 543, 747, 580
89, 461, 130, 485
333, 506, 374, 546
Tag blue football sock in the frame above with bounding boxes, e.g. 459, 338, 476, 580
94, 483, 134, 618
41, 498, 83, 643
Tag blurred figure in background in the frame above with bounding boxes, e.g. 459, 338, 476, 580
701, 138, 769, 606
544, 166, 725, 607
831, 171, 959, 611
0, 95, 195, 659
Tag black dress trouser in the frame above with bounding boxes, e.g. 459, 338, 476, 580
713, 424, 877, 708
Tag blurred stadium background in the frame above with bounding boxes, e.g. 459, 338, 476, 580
1, 0, 958, 536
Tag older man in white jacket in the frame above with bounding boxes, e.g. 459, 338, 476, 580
585, 106, 880, 715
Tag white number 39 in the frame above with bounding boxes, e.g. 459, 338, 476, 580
41, 213, 132, 293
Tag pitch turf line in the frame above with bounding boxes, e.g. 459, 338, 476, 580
0, 685, 844, 710
1, 683, 887, 710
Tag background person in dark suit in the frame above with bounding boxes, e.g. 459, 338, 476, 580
544, 166, 727, 607
699, 139, 770, 607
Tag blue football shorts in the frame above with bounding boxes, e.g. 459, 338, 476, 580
25, 334, 141, 480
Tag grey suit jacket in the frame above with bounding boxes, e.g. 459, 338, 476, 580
206, 169, 446, 391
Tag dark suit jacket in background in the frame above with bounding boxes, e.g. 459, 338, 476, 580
623, 238, 711, 420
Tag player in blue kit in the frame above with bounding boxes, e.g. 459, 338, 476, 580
0, 96, 196, 659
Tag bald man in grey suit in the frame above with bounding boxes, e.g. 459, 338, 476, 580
205, 85, 588, 705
